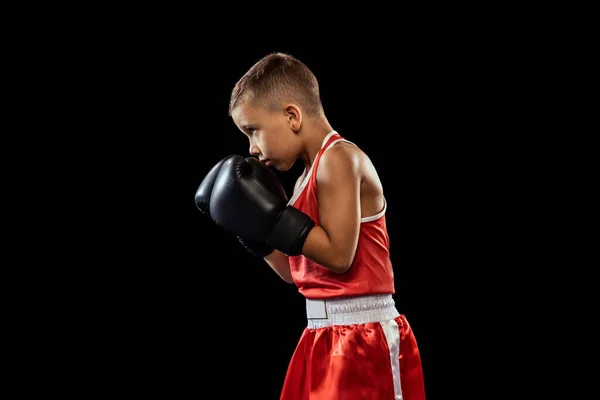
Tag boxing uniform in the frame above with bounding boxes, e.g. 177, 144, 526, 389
195, 131, 425, 400
279, 131, 425, 400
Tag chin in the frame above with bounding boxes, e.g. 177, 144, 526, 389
274, 161, 294, 172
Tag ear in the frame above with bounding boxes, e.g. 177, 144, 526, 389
284, 104, 302, 132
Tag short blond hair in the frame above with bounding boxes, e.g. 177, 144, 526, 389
229, 52, 324, 118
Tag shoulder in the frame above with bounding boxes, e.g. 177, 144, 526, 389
317, 141, 363, 180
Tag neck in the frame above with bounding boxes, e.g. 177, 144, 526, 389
298, 117, 335, 171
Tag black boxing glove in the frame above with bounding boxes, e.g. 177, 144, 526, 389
194, 154, 236, 217
194, 155, 315, 256
194, 155, 275, 258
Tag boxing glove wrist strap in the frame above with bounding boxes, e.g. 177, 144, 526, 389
267, 206, 315, 256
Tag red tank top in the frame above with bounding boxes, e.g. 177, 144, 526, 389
288, 131, 396, 299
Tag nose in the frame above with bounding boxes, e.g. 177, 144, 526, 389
249, 141, 260, 156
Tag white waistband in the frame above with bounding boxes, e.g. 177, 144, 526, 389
305, 294, 400, 329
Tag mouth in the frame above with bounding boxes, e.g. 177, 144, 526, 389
260, 158, 272, 166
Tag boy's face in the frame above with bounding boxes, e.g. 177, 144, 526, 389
231, 100, 299, 171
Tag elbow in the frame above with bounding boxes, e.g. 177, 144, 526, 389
329, 264, 351, 274
327, 255, 354, 274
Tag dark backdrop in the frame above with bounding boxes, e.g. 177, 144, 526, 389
52, 35, 515, 398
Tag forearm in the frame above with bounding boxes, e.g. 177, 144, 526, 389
264, 250, 294, 283
301, 226, 355, 274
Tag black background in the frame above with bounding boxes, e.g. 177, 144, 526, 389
109, 44, 483, 398
28, 21, 534, 398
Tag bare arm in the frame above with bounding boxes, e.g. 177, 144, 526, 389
301, 144, 362, 274
264, 250, 294, 283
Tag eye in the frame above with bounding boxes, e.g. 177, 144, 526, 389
247, 128, 256, 135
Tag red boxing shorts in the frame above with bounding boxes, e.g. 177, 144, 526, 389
280, 294, 425, 400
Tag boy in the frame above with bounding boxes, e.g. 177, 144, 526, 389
195, 52, 425, 399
